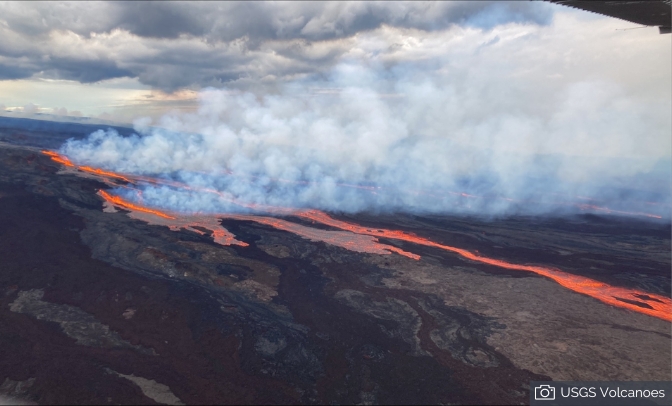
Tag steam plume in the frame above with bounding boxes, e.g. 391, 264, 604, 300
60, 63, 671, 219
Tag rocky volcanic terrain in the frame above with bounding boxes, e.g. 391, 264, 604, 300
0, 120, 670, 405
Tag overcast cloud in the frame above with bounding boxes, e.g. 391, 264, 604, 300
2, 1, 670, 218
0, 1, 554, 90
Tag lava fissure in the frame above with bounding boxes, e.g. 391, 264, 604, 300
42, 150, 665, 219
98, 190, 175, 219
44, 150, 672, 322
294, 210, 672, 322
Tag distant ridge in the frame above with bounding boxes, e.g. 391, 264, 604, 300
0, 115, 135, 149
0, 111, 131, 127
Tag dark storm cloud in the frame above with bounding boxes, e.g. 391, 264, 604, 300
0, 1, 555, 91
44, 57, 134, 83
113, 2, 208, 39
110, 1, 554, 42
1, 2, 554, 41
0, 63, 34, 80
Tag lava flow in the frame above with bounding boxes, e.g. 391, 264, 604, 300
296, 210, 672, 322
221, 214, 420, 259
42, 150, 132, 183
98, 190, 415, 257
45, 150, 672, 322
98, 190, 248, 247
99, 190, 175, 219
41, 150, 665, 219
42, 150, 75, 167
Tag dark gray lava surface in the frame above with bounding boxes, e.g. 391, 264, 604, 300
0, 122, 670, 405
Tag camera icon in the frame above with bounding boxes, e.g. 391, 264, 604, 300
534, 384, 556, 401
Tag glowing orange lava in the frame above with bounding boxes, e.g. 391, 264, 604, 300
41, 150, 297, 215
79, 166, 132, 183
41, 150, 665, 219
221, 214, 420, 259
99, 190, 175, 219
42, 150, 75, 167
45, 150, 672, 322
41, 150, 61, 158
98, 190, 248, 247
296, 210, 672, 322
42, 150, 132, 183
98, 189, 412, 257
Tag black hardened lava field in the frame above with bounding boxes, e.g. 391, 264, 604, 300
1, 3, 672, 403
0, 119, 669, 404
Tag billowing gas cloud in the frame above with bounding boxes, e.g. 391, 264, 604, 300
60, 57, 671, 219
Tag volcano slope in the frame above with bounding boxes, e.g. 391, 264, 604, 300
0, 140, 670, 405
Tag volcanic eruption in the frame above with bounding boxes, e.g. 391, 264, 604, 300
43, 149, 672, 322
2, 2, 671, 404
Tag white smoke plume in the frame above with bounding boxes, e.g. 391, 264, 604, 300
60, 59, 671, 219
61, 65, 669, 219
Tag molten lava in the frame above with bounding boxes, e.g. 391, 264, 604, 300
98, 190, 248, 247
42, 150, 75, 167
79, 166, 132, 183
221, 214, 420, 259
295, 210, 672, 322
45, 149, 672, 322
99, 190, 175, 219
41, 150, 666, 219
42, 150, 131, 184
98, 189, 415, 257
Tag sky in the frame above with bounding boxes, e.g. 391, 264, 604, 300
0, 1, 668, 124
1, 1, 670, 217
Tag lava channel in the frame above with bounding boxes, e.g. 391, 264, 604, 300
42, 150, 132, 184
296, 209, 672, 322
99, 191, 416, 258
219, 214, 419, 259
99, 190, 248, 247
42, 150, 664, 219
46, 150, 672, 322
